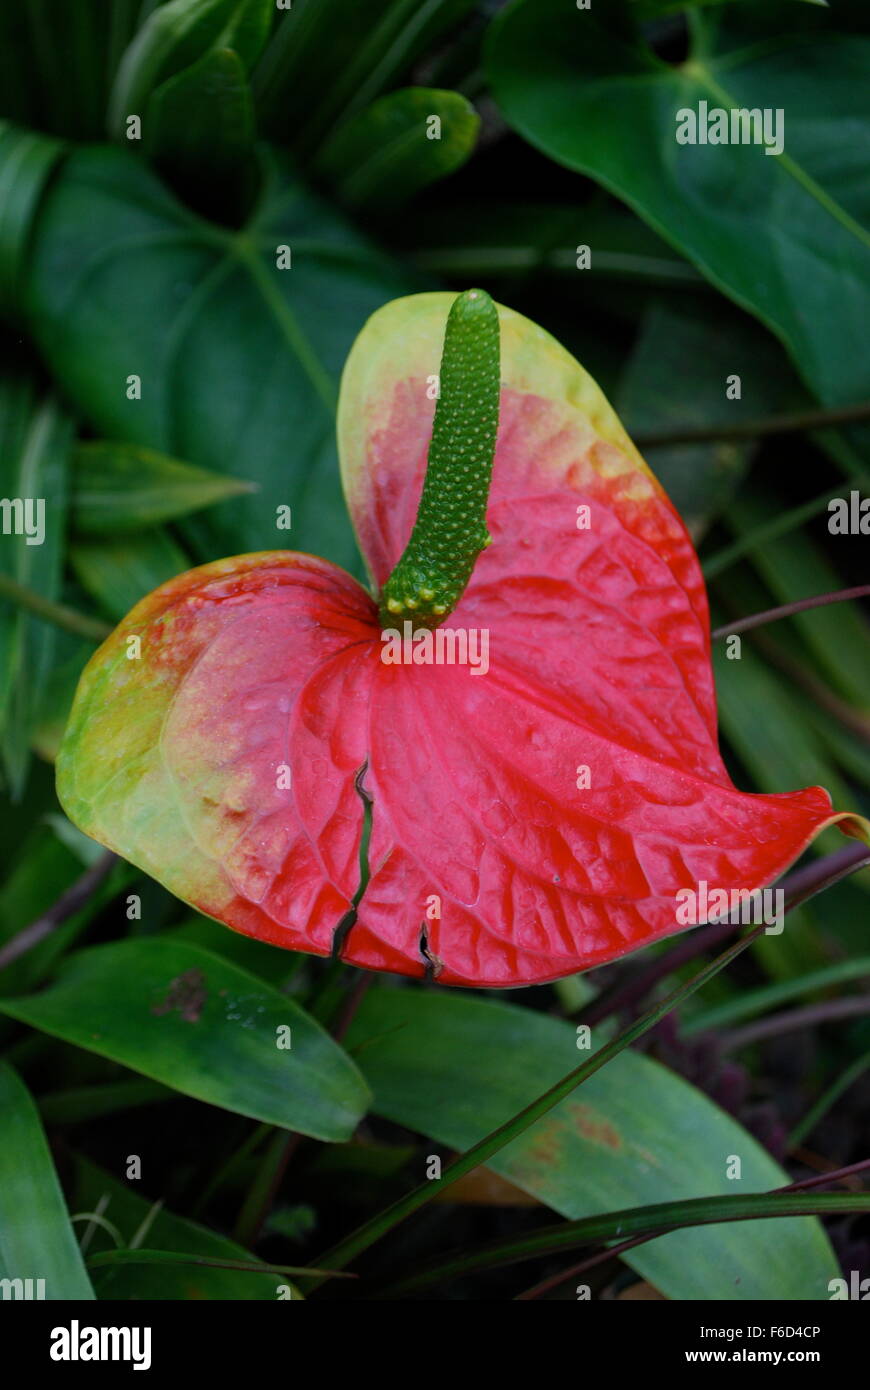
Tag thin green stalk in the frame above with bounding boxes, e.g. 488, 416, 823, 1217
189, 1123, 270, 1220
711, 585, 870, 641
701, 484, 843, 580
789, 1050, 870, 1150
376, 1192, 870, 1298
721, 995, 870, 1053
684, 958, 870, 1035
85, 1248, 354, 1280
515, 1159, 870, 1299
233, 1129, 303, 1248
0, 850, 117, 971
634, 399, 870, 449
0, 571, 110, 642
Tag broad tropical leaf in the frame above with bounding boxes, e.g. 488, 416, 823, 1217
0, 936, 370, 1140
487, 0, 870, 407
0, 1063, 95, 1300
348, 989, 840, 1300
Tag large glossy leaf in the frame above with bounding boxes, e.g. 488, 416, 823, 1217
487, 0, 870, 407
20, 139, 416, 571
0, 1062, 95, 1300
0, 936, 370, 1141
347, 989, 840, 1300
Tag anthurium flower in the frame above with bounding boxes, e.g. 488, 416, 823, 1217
57, 290, 868, 987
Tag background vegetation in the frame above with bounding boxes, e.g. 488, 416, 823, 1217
0, 0, 868, 1300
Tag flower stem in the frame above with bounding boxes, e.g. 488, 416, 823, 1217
635, 399, 870, 449
0, 850, 116, 971
380, 1191, 870, 1298
711, 585, 870, 641
515, 1158, 870, 1299
0, 572, 111, 642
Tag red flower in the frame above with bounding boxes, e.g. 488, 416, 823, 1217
57, 292, 866, 987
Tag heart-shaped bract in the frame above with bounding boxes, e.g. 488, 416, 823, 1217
57, 293, 864, 986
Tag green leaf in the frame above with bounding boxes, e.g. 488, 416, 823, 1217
487, 0, 870, 407
806, 699, 870, 791
145, 47, 257, 222
724, 488, 870, 710
0, 355, 72, 795
0, 122, 66, 321
109, 0, 273, 138
712, 640, 855, 817
713, 608, 867, 975
315, 87, 479, 214
0, 1, 143, 140
686, 958, 870, 1036
21, 140, 416, 571
254, 0, 477, 159
71, 528, 190, 622
71, 1155, 298, 1299
0, 1062, 95, 1299
0, 936, 371, 1141
617, 297, 802, 537
72, 441, 254, 535
346, 988, 839, 1300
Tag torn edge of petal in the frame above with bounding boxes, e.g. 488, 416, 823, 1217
331, 760, 374, 960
